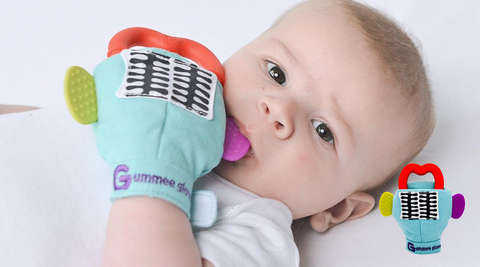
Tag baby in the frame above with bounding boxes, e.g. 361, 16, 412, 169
1, 0, 435, 266
214, 0, 436, 229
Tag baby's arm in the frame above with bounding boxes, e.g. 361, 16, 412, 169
103, 196, 214, 267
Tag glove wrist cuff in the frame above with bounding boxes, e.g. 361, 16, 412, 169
109, 159, 194, 218
405, 238, 442, 254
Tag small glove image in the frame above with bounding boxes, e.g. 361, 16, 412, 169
379, 163, 465, 254
63, 27, 227, 219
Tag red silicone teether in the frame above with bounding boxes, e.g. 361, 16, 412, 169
222, 117, 251, 161
398, 163, 444, 190
107, 27, 225, 86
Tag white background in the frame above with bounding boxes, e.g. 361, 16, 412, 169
1, 0, 479, 266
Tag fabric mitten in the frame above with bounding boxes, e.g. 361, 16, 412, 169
379, 163, 465, 254
64, 28, 226, 219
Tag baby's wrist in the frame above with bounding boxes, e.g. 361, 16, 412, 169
113, 196, 187, 219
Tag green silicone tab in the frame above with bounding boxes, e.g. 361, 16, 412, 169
379, 191, 394, 216
64, 66, 98, 124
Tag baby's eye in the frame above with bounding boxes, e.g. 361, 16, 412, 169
267, 61, 286, 86
312, 120, 335, 146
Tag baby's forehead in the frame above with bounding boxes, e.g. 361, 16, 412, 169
266, 5, 365, 52
271, 0, 347, 30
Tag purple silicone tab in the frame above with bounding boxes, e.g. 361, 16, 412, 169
451, 193, 465, 219
222, 117, 250, 161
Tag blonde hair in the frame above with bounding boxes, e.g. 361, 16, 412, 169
272, 0, 436, 194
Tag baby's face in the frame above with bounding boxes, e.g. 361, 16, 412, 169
213, 4, 405, 219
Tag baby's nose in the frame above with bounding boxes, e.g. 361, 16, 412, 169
257, 96, 294, 140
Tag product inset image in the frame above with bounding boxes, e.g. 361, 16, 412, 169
379, 163, 465, 254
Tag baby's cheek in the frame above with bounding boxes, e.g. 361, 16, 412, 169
293, 152, 320, 179
297, 153, 310, 164
296, 152, 317, 170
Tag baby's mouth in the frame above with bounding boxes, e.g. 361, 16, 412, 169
235, 119, 255, 158
247, 147, 255, 157
235, 120, 248, 138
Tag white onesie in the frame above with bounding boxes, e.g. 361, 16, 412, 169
191, 171, 300, 267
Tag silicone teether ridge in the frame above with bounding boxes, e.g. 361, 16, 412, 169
222, 117, 250, 161
379, 192, 394, 216
64, 66, 98, 125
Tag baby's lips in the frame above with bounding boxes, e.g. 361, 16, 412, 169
223, 117, 251, 161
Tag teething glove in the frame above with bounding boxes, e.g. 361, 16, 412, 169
393, 183, 451, 254
380, 163, 465, 254
93, 46, 226, 218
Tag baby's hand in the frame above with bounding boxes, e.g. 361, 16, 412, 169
63, 27, 226, 219
0, 104, 39, 115
90, 46, 226, 218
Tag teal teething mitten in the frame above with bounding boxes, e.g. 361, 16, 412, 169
379, 163, 465, 254
93, 46, 225, 218
63, 28, 227, 220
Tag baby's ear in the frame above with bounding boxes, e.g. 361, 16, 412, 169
310, 191, 375, 233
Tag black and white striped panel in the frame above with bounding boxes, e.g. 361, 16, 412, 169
399, 191, 439, 220
116, 47, 218, 120
418, 191, 439, 220
399, 192, 419, 220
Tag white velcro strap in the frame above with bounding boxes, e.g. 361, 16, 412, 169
190, 190, 218, 228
